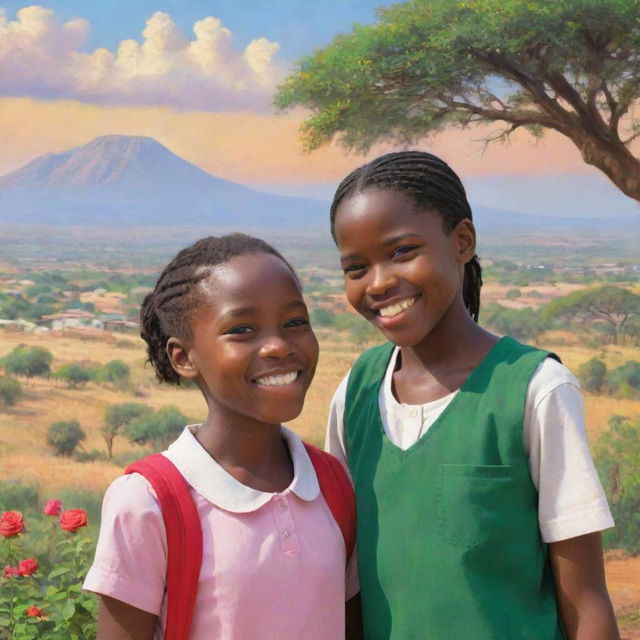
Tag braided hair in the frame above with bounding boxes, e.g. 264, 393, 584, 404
140, 234, 294, 385
329, 150, 482, 322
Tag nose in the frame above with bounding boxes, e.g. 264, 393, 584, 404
259, 332, 295, 359
366, 263, 398, 296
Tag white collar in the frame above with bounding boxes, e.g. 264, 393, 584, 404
162, 425, 319, 513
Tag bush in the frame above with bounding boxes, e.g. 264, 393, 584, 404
311, 307, 336, 327
46, 421, 86, 457
608, 361, 640, 397
126, 405, 193, 451
595, 415, 640, 555
0, 480, 40, 513
1, 345, 53, 379
577, 358, 607, 394
53, 363, 94, 389
0, 506, 97, 638
0, 376, 22, 406
481, 304, 546, 344
74, 449, 107, 463
95, 359, 131, 389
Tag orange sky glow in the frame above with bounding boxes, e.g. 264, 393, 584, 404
0, 97, 611, 185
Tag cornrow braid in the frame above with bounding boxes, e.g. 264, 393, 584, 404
140, 234, 294, 385
330, 151, 483, 322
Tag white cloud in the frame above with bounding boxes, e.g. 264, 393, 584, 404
0, 6, 283, 110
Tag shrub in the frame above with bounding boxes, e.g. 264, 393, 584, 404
73, 449, 107, 463
126, 405, 193, 451
53, 363, 94, 389
505, 288, 521, 300
95, 359, 131, 389
0, 506, 97, 638
595, 415, 640, 555
0, 481, 39, 513
1, 345, 53, 379
46, 421, 86, 457
0, 376, 22, 406
608, 361, 640, 397
310, 307, 336, 327
577, 358, 607, 394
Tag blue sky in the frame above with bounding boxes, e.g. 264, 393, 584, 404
0, 0, 397, 60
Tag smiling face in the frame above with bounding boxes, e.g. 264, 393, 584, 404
333, 188, 476, 348
167, 252, 319, 428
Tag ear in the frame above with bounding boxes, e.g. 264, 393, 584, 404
451, 218, 476, 264
166, 337, 199, 380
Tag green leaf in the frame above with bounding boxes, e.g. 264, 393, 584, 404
48, 566, 72, 579
62, 600, 76, 621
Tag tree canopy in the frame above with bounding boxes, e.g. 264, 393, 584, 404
125, 405, 192, 451
102, 402, 152, 460
47, 420, 86, 457
1, 345, 53, 379
277, 0, 640, 201
542, 285, 640, 344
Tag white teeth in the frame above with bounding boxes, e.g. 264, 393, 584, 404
378, 297, 417, 318
255, 371, 299, 387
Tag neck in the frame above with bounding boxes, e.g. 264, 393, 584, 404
401, 297, 497, 372
193, 407, 293, 492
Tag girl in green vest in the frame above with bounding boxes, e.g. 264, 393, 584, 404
325, 151, 620, 640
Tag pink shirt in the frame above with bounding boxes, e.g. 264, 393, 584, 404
84, 426, 358, 639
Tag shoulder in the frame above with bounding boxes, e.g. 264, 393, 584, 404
102, 473, 162, 520
528, 356, 580, 406
347, 342, 395, 391
330, 370, 351, 412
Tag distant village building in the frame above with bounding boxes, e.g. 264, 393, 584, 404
38, 310, 97, 330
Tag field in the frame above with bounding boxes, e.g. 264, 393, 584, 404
1, 224, 639, 636
1, 322, 639, 636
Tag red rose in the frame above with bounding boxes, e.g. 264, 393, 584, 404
26, 605, 43, 618
59, 508, 88, 532
18, 557, 38, 576
43, 499, 62, 516
0, 511, 25, 537
3, 566, 19, 578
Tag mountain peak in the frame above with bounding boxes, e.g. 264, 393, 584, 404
0, 134, 207, 191
0, 134, 328, 228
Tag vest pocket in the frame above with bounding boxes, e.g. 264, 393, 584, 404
436, 464, 531, 548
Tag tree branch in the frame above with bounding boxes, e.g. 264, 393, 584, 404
444, 97, 556, 129
600, 80, 620, 132
469, 49, 575, 133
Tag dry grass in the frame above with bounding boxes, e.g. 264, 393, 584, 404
0, 328, 638, 488
1, 328, 638, 635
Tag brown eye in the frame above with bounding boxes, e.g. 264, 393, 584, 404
224, 325, 253, 335
391, 246, 417, 259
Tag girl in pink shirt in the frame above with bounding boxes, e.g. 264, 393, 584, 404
84, 234, 361, 640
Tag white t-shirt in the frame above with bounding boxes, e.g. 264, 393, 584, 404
325, 347, 614, 543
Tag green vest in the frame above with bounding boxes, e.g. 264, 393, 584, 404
345, 336, 566, 640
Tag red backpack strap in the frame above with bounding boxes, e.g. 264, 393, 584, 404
304, 443, 356, 562
125, 454, 203, 640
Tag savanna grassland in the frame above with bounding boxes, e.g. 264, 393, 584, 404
1, 224, 639, 636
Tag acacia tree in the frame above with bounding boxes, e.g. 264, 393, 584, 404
277, 0, 640, 201
542, 285, 640, 344
102, 402, 151, 460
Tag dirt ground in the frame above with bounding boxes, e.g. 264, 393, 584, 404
606, 553, 640, 639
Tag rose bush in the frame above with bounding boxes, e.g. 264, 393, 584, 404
0, 504, 97, 640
